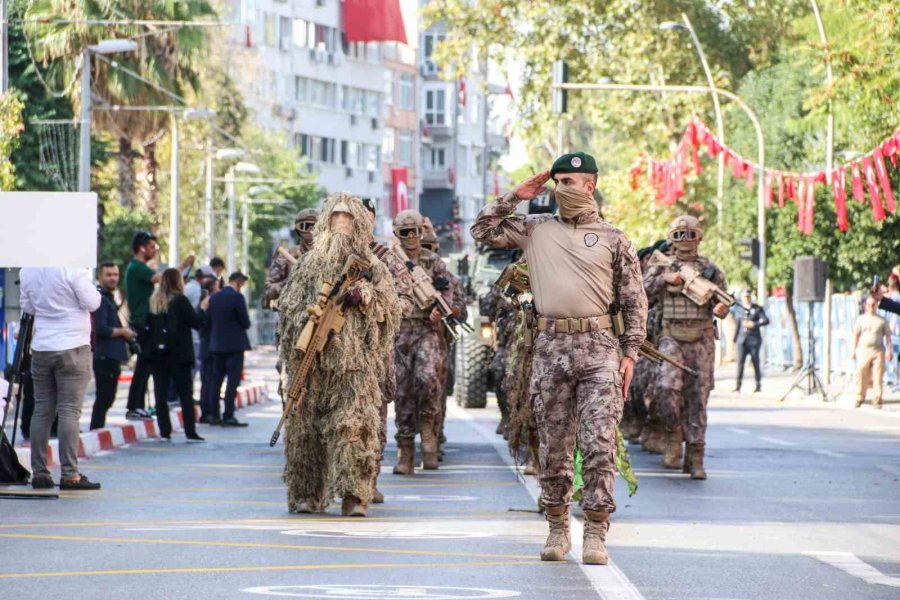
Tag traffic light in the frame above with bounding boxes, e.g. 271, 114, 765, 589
552, 60, 568, 114
739, 238, 760, 268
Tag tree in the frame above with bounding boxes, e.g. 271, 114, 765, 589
0, 93, 25, 190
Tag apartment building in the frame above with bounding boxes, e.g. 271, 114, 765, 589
224, 0, 418, 235
418, 19, 509, 249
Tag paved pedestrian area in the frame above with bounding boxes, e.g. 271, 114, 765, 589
1, 350, 899, 599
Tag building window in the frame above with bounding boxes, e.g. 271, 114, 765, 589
366, 144, 380, 171
423, 32, 445, 61
459, 146, 468, 176
429, 147, 447, 169
300, 135, 336, 164
366, 91, 381, 118
470, 94, 480, 124
399, 132, 412, 166
400, 74, 414, 110
382, 130, 395, 164
264, 13, 277, 47
425, 89, 446, 125
279, 16, 292, 50
472, 148, 483, 176
295, 76, 307, 103
384, 71, 394, 107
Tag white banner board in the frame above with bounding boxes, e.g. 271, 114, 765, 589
0, 192, 98, 268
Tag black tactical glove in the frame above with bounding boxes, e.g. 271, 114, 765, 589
433, 276, 450, 292
340, 288, 363, 308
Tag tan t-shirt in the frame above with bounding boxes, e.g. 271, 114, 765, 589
855, 313, 888, 355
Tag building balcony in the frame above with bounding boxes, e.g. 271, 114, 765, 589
423, 168, 453, 190
487, 131, 508, 149
426, 123, 453, 139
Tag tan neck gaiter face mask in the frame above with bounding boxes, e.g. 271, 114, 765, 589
555, 183, 597, 222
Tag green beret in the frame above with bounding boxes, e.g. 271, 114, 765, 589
550, 152, 599, 177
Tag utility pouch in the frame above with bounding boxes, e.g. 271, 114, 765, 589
610, 302, 626, 337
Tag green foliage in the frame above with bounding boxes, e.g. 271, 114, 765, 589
98, 203, 155, 268
0, 92, 25, 190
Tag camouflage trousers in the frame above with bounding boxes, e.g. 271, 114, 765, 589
432, 333, 451, 444
531, 326, 624, 513
656, 333, 716, 445
394, 324, 444, 442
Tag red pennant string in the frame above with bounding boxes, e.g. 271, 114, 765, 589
873, 147, 896, 213
805, 177, 816, 234
788, 175, 796, 201
834, 165, 848, 232
730, 153, 743, 179
745, 163, 755, 189
862, 156, 886, 220
778, 173, 786, 208
764, 172, 774, 208
850, 161, 865, 202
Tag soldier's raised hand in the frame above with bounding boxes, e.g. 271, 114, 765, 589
513, 170, 551, 200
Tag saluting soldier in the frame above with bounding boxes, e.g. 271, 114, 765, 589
642, 216, 729, 480
472, 152, 647, 566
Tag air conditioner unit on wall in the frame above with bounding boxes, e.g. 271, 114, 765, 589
315, 49, 326, 63
345, 166, 353, 178
350, 114, 357, 126
371, 118, 379, 130
316, 0, 326, 6
368, 171, 376, 183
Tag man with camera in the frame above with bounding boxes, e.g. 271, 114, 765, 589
90, 263, 137, 430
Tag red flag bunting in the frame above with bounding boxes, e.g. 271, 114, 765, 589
834, 165, 848, 232
873, 147, 896, 213
764, 172, 774, 208
745, 162, 755, 189
850, 161, 865, 202
862, 156, 886, 220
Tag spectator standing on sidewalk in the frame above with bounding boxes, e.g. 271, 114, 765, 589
90, 263, 136, 430
208, 272, 251, 428
124, 231, 194, 420
143, 269, 209, 442
198, 275, 222, 425
20, 267, 102, 490
852, 295, 892, 409
733, 290, 770, 393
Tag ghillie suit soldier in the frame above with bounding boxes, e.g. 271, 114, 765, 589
472, 153, 647, 565
392, 210, 454, 474
277, 194, 400, 516
265, 208, 319, 309
643, 216, 731, 480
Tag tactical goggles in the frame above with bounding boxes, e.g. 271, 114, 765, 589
396, 227, 421, 239
296, 221, 316, 232
671, 230, 698, 241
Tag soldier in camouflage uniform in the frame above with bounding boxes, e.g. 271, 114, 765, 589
265, 208, 319, 309
479, 285, 518, 437
392, 210, 454, 474
472, 152, 647, 566
643, 216, 729, 480
421, 218, 467, 458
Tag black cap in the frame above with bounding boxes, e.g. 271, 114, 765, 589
228, 271, 249, 282
132, 231, 157, 253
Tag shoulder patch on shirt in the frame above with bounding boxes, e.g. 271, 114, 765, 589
584, 233, 599, 247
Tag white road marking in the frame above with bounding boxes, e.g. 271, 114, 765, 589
728, 427, 751, 435
448, 403, 646, 600
242, 585, 521, 598
280, 530, 492, 540
757, 436, 798, 447
813, 449, 846, 458
386, 494, 477, 502
803, 551, 900, 587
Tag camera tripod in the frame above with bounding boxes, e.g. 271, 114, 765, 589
780, 301, 829, 403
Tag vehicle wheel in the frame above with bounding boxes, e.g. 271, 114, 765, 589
455, 335, 491, 409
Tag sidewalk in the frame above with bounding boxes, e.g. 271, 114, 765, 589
714, 359, 900, 414
8, 348, 280, 470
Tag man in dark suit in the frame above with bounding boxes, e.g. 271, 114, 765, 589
733, 290, 770, 393
208, 272, 252, 427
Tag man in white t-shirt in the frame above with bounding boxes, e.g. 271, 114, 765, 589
20, 267, 102, 489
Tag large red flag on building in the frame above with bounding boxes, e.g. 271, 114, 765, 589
391, 168, 409, 217
344, 0, 408, 45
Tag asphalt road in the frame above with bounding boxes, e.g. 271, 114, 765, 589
2, 353, 899, 600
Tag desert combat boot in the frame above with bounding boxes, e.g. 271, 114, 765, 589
688, 442, 707, 480
393, 439, 415, 475
540, 504, 571, 561
420, 421, 439, 470
662, 428, 683, 469
582, 510, 611, 565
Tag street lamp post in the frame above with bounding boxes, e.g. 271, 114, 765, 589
660, 14, 727, 252
210, 148, 245, 261
225, 161, 261, 272
78, 40, 138, 193
554, 81, 767, 306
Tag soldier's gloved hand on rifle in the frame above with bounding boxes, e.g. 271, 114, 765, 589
713, 302, 729, 319
340, 288, 364, 308
432, 276, 450, 292
663, 272, 684, 286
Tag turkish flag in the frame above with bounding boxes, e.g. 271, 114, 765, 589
391, 168, 409, 217
344, 0, 408, 44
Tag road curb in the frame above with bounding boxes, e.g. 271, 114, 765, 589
14, 382, 270, 470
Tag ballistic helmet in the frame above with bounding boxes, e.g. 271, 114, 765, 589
294, 208, 319, 228
667, 215, 704, 242
393, 209, 425, 234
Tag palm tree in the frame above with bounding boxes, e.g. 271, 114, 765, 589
23, 0, 215, 223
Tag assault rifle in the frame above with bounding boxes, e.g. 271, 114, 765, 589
649, 250, 735, 308
1, 313, 35, 489
495, 261, 530, 299
373, 243, 471, 340
269, 254, 371, 446
639, 340, 699, 377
